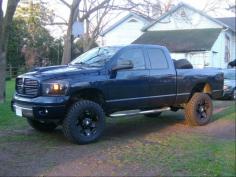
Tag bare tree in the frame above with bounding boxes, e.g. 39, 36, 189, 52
126, 0, 233, 19
57, 0, 115, 64
81, 0, 119, 51
0, 0, 20, 103
225, 0, 236, 14
55, 0, 140, 64
124, 0, 176, 20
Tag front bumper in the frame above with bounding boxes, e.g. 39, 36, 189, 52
12, 94, 70, 120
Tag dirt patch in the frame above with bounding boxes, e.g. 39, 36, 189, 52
195, 119, 235, 139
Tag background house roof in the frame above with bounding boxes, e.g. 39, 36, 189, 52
142, 3, 230, 31
100, 13, 151, 36
215, 17, 236, 32
133, 28, 222, 52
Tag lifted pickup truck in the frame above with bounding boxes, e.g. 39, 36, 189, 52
12, 44, 223, 144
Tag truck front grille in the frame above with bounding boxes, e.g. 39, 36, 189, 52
16, 78, 39, 97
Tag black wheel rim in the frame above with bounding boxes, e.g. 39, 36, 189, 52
76, 109, 98, 137
197, 99, 209, 120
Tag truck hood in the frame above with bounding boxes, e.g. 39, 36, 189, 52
20, 65, 102, 80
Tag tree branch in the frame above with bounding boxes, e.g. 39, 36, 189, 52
54, 14, 68, 24
44, 22, 68, 26
57, 0, 71, 9
80, 0, 110, 21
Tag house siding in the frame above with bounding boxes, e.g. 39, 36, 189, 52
98, 4, 235, 69
172, 52, 211, 68
147, 6, 235, 68
210, 30, 236, 68
99, 17, 147, 46
171, 30, 235, 69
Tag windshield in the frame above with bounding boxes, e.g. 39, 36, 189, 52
223, 70, 236, 80
70, 46, 121, 67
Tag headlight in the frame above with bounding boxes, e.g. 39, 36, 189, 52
42, 80, 69, 96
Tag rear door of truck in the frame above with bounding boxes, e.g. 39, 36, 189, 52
145, 46, 177, 107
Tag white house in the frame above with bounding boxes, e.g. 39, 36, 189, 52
98, 13, 152, 46
100, 3, 236, 69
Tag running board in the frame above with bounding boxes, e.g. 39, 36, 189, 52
110, 107, 171, 117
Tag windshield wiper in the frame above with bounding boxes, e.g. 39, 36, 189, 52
73, 61, 87, 65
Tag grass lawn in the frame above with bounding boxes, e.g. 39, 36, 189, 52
119, 131, 235, 176
0, 80, 235, 176
0, 79, 27, 130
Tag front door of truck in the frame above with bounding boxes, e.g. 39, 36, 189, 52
146, 47, 176, 107
107, 47, 150, 110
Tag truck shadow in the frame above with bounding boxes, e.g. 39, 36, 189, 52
41, 104, 230, 143
103, 111, 185, 140
46, 110, 186, 143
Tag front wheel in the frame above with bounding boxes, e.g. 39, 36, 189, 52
185, 93, 213, 126
27, 118, 57, 132
63, 100, 105, 144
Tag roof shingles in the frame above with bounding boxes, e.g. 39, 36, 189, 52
133, 28, 222, 52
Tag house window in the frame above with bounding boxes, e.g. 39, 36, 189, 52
225, 35, 230, 62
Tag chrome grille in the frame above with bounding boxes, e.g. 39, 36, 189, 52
16, 78, 39, 97
16, 78, 24, 94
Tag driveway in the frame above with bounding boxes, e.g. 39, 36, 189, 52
0, 100, 235, 176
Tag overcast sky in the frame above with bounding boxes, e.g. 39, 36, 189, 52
2, 0, 235, 38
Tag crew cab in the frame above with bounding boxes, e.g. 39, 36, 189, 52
12, 44, 224, 144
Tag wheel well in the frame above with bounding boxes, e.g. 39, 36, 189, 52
69, 88, 105, 107
190, 83, 212, 98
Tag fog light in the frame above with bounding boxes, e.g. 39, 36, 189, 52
38, 108, 48, 116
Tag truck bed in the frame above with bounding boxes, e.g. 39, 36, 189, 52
175, 68, 223, 105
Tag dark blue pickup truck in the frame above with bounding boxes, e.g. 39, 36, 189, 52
12, 44, 223, 144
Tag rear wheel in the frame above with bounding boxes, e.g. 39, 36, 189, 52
62, 100, 105, 144
185, 93, 213, 126
27, 118, 57, 132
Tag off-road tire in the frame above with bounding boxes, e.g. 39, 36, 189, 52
145, 112, 162, 118
27, 118, 57, 132
185, 93, 213, 126
63, 100, 105, 144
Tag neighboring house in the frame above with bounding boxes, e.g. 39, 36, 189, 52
133, 3, 236, 68
98, 13, 152, 46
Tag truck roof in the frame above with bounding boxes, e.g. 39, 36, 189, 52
104, 44, 166, 49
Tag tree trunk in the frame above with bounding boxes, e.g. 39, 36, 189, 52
0, 50, 6, 103
0, 0, 19, 103
61, 0, 81, 64
61, 22, 72, 64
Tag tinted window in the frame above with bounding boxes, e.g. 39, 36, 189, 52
118, 48, 145, 69
71, 47, 121, 67
147, 48, 168, 69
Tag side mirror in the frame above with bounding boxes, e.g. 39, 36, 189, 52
112, 60, 133, 71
